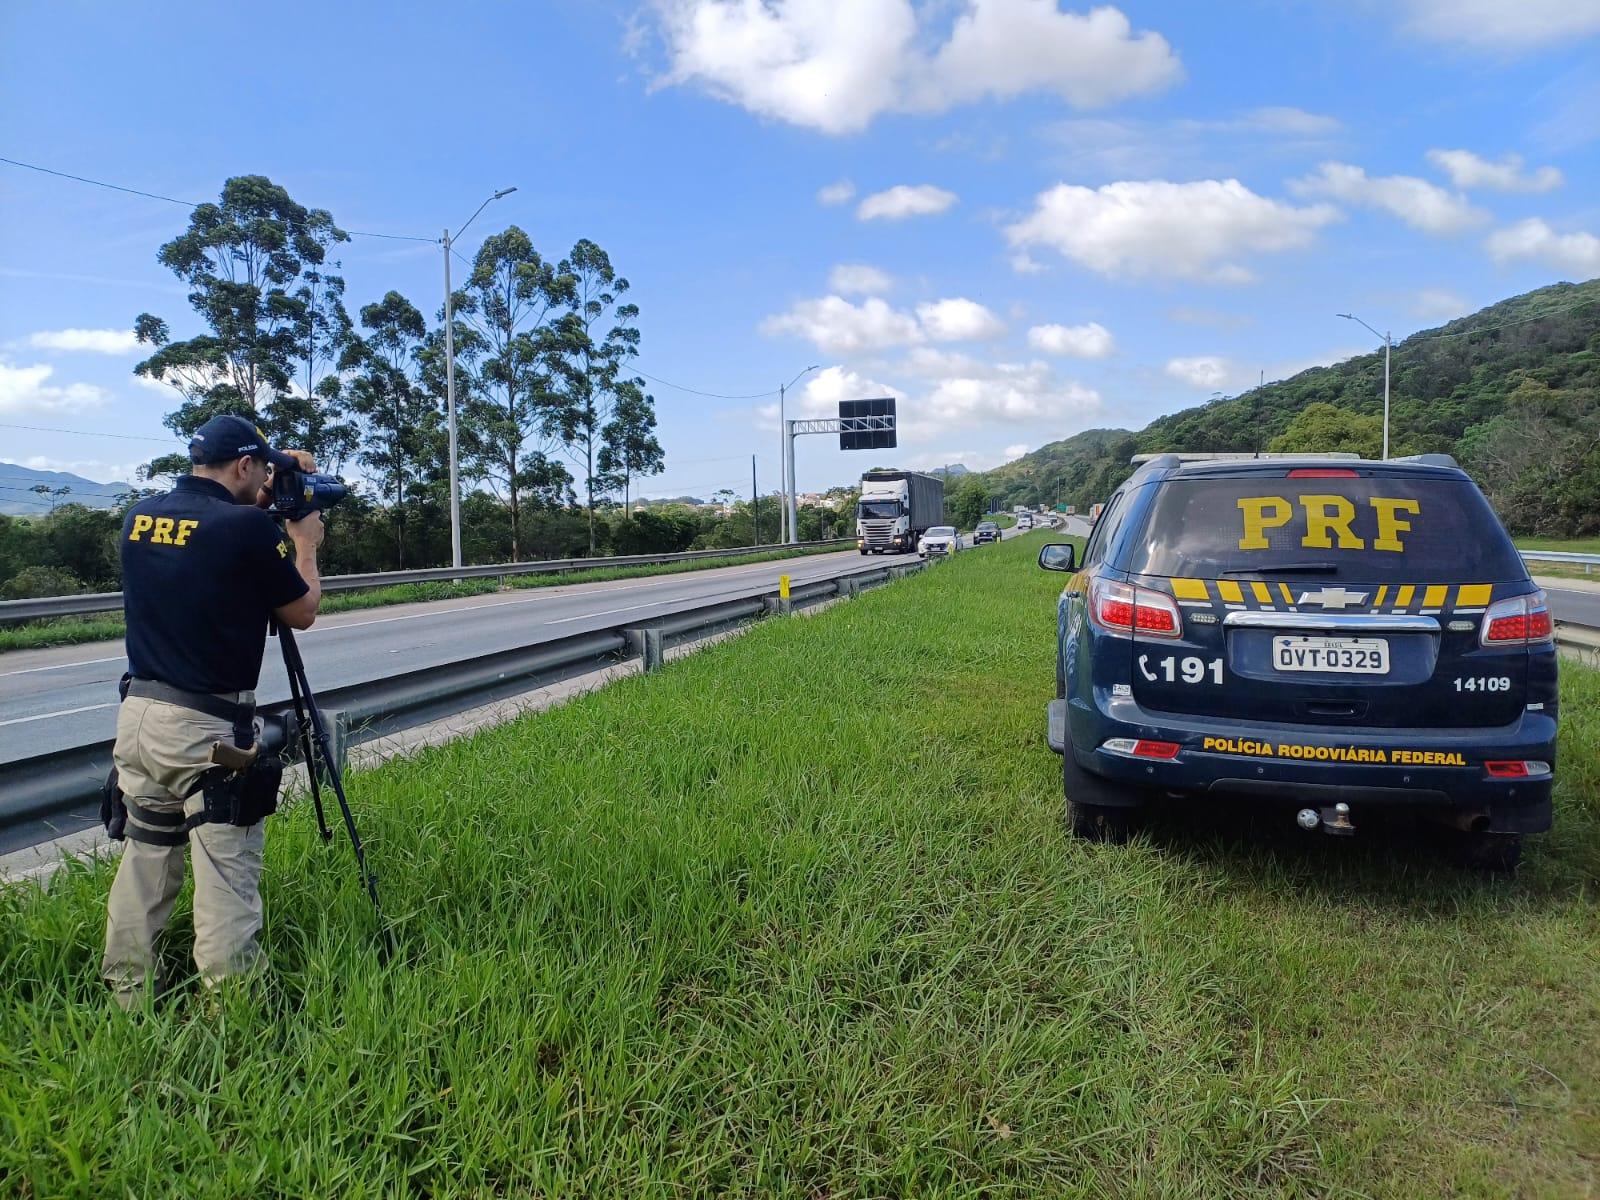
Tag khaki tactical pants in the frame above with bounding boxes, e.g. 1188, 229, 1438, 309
102, 693, 265, 1006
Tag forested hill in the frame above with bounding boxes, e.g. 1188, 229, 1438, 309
978, 278, 1600, 537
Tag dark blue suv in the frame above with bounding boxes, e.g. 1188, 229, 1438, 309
1040, 454, 1557, 869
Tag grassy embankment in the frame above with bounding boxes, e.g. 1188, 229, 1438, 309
0, 543, 845, 654
1519, 537, 1600, 583
3, 535, 1598, 1197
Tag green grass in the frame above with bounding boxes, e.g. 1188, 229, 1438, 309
3, 536, 1598, 1197
1518, 536, 1600, 556
0, 543, 843, 654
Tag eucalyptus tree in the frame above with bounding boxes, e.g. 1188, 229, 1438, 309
131, 175, 354, 477
342, 291, 445, 566
596, 379, 664, 515
447, 226, 575, 560
546, 239, 641, 553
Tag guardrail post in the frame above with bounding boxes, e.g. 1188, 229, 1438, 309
325, 709, 350, 776
840, 577, 858, 599
641, 628, 665, 672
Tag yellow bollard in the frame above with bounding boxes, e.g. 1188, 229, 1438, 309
779, 574, 791, 600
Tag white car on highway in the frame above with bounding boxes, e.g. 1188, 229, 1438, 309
918, 526, 963, 557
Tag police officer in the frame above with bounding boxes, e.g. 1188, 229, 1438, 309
102, 414, 325, 1007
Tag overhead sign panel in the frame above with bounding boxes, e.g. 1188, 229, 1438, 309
839, 397, 896, 450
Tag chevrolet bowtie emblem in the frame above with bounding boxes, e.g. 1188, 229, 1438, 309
1298, 586, 1369, 609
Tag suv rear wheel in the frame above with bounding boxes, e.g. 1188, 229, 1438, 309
1455, 831, 1523, 874
1063, 748, 1140, 843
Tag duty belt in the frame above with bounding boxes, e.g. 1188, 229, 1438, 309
123, 676, 255, 731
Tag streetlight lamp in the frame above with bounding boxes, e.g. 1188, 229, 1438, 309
1337, 312, 1391, 460
778, 363, 820, 544
443, 186, 517, 568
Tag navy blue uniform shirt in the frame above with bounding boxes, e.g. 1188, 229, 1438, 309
120, 475, 309, 694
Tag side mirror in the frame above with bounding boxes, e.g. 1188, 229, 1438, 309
1038, 543, 1077, 572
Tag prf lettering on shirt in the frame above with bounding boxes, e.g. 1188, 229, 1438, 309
127, 515, 201, 547
1236, 495, 1421, 553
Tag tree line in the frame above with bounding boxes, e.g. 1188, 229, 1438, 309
132, 174, 665, 563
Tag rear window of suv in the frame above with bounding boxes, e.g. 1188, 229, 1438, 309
1123, 473, 1527, 582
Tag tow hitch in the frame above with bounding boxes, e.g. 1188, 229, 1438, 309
1296, 803, 1356, 836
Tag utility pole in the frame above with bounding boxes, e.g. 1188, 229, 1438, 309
442, 187, 517, 568
1338, 312, 1392, 460
778, 364, 820, 545
751, 454, 759, 545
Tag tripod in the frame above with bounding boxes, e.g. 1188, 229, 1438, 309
275, 620, 390, 954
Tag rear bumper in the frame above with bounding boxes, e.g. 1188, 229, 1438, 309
1045, 696, 1556, 830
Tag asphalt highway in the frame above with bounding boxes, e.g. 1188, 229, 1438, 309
0, 548, 915, 764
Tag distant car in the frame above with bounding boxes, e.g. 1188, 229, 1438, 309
1017, 515, 1034, 531
919, 525, 963, 557
973, 521, 1001, 544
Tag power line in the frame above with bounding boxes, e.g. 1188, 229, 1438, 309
0, 421, 175, 444
0, 154, 437, 244
629, 367, 778, 400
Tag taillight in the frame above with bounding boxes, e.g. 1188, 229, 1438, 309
1481, 591, 1553, 646
1485, 760, 1551, 778
1103, 738, 1182, 760
1089, 578, 1182, 639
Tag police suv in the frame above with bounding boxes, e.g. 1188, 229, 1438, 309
1039, 453, 1557, 869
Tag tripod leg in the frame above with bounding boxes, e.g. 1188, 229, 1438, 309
278, 626, 390, 955
283, 642, 332, 842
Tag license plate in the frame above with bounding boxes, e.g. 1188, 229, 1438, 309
1272, 635, 1390, 674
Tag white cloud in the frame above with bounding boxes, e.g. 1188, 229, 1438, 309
915, 298, 1005, 341
828, 263, 893, 295
1485, 218, 1600, 278
762, 294, 1007, 351
650, 0, 1181, 135
857, 183, 958, 221
910, 0, 1182, 112
817, 179, 856, 205
1182, 106, 1343, 136
1008, 251, 1047, 275
1027, 321, 1114, 358
0, 359, 109, 415
25, 328, 142, 355
1165, 356, 1232, 389
761, 295, 923, 355
1006, 178, 1338, 283
1425, 149, 1563, 193
1003, 442, 1029, 459
1290, 162, 1485, 235
1399, 0, 1600, 50
921, 359, 1100, 429
1409, 288, 1471, 320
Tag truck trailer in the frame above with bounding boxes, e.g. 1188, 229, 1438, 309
856, 470, 945, 554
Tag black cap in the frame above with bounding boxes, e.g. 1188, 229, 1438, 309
188, 414, 297, 471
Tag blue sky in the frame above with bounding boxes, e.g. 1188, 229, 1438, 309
2, 0, 1598, 504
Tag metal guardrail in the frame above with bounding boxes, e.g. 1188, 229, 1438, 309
0, 539, 853, 626
0, 557, 926, 847
1521, 550, 1600, 575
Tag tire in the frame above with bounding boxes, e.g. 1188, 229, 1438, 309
1068, 800, 1136, 843
1062, 745, 1141, 843
1455, 831, 1523, 874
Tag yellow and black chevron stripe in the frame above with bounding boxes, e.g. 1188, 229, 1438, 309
1162, 578, 1494, 615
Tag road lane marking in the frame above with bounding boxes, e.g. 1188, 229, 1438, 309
0, 654, 125, 680
0, 702, 117, 728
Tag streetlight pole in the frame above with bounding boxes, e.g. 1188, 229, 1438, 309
443, 186, 517, 568
779, 364, 820, 544
1337, 312, 1391, 460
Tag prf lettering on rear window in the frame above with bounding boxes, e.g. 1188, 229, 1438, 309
1236, 495, 1420, 552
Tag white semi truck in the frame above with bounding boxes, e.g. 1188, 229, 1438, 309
856, 470, 945, 555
